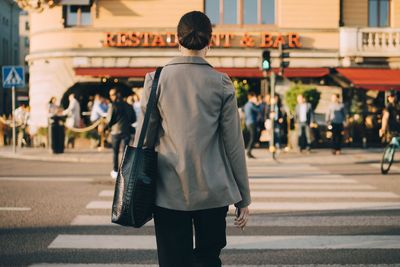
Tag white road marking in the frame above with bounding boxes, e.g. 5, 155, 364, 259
100, 190, 396, 198
71, 215, 400, 227
99, 190, 113, 197
29, 264, 400, 267
99, 185, 377, 198
0, 207, 31, 211
86, 201, 400, 211
243, 202, 400, 212
251, 191, 400, 198
0, 177, 94, 182
248, 178, 358, 184
370, 163, 400, 172
48, 234, 400, 249
249, 184, 376, 190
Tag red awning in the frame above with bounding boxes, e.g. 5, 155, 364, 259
336, 68, 400, 91
74, 67, 330, 78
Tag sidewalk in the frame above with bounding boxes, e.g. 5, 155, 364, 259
0, 145, 384, 164
0, 146, 112, 163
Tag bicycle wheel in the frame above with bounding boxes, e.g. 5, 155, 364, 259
381, 144, 395, 174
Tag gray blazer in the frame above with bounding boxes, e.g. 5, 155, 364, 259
133, 56, 251, 211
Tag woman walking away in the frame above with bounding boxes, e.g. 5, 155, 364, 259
134, 11, 251, 267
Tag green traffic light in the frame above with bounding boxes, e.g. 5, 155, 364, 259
262, 60, 270, 70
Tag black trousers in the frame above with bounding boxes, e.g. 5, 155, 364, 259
111, 133, 130, 171
331, 123, 343, 151
246, 123, 257, 153
154, 205, 229, 267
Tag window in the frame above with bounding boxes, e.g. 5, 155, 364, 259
261, 0, 275, 24
369, 0, 390, 27
205, 0, 275, 25
63, 5, 92, 27
205, 0, 220, 24
24, 37, 30, 48
25, 21, 30, 31
224, 0, 238, 24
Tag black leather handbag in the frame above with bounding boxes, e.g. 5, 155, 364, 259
111, 67, 163, 228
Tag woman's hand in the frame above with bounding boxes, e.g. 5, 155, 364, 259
234, 206, 250, 230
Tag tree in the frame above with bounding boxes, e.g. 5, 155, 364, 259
285, 82, 321, 113
233, 79, 250, 108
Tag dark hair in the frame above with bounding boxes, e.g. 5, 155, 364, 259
177, 11, 212, 50
248, 91, 257, 98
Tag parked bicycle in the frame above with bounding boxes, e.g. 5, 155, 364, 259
381, 136, 400, 174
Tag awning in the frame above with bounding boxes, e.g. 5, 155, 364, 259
74, 67, 330, 78
336, 68, 400, 91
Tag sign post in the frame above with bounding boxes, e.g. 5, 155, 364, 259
11, 86, 16, 153
2, 66, 25, 154
270, 71, 276, 158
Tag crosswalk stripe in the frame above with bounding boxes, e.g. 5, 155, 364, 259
246, 202, 400, 211
249, 184, 376, 190
98, 186, 378, 198
0, 207, 31, 211
0, 177, 94, 182
29, 264, 400, 267
250, 191, 400, 198
28, 264, 400, 267
370, 163, 400, 172
248, 178, 358, 184
48, 234, 400, 249
86, 201, 400, 211
71, 215, 400, 227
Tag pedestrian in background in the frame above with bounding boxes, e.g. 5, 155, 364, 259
62, 93, 81, 148
266, 94, 284, 149
107, 88, 136, 179
380, 90, 400, 141
295, 94, 314, 152
90, 94, 108, 122
14, 103, 30, 147
132, 92, 141, 129
244, 91, 260, 158
48, 97, 60, 116
133, 11, 251, 267
327, 93, 346, 155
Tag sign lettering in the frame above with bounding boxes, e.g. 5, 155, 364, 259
104, 32, 302, 49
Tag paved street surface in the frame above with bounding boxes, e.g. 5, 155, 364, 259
1, 148, 400, 266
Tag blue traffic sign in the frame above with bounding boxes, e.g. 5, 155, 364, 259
2, 66, 25, 88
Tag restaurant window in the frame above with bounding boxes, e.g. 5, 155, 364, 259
369, 0, 390, 27
63, 5, 92, 27
205, 0, 275, 25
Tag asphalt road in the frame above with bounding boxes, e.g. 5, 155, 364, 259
1, 149, 400, 267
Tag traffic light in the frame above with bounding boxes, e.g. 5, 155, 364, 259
279, 44, 290, 75
261, 50, 271, 71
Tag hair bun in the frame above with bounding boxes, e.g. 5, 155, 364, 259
177, 11, 212, 51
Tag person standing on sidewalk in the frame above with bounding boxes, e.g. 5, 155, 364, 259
134, 11, 251, 267
244, 91, 260, 158
107, 88, 136, 179
295, 94, 314, 152
62, 94, 81, 148
326, 93, 346, 155
379, 90, 400, 141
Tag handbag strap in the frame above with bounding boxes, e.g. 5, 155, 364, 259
137, 67, 163, 148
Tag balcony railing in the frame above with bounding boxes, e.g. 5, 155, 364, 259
340, 27, 400, 57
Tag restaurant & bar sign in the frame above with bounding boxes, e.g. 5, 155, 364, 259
104, 32, 302, 48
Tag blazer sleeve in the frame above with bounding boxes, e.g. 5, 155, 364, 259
220, 74, 251, 208
133, 72, 161, 148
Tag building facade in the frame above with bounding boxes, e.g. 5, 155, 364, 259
0, 0, 20, 115
18, 0, 400, 133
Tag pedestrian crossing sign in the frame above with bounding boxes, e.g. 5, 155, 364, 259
2, 66, 25, 88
